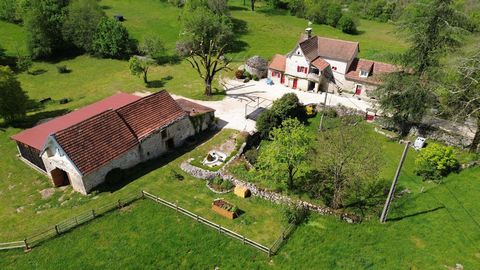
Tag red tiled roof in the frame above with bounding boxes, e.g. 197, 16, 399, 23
299, 36, 359, 62
311, 57, 330, 71
11, 93, 141, 150
268, 54, 286, 72
345, 58, 398, 85
175, 98, 215, 116
54, 110, 139, 175
116, 90, 187, 140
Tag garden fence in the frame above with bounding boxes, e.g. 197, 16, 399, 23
270, 222, 296, 255
0, 192, 142, 251
142, 190, 274, 256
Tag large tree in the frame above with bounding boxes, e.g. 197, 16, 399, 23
0, 66, 29, 123
25, 0, 69, 59
176, 7, 233, 96
92, 17, 133, 59
257, 118, 314, 190
315, 118, 384, 210
62, 0, 105, 53
441, 49, 480, 152
376, 0, 469, 136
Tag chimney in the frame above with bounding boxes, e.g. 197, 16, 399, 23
305, 27, 312, 39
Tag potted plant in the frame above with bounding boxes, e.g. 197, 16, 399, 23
212, 199, 239, 219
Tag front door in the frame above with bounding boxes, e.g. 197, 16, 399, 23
355, 85, 362, 95
292, 78, 298, 89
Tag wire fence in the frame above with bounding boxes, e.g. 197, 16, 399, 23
142, 190, 277, 256
1, 190, 296, 256
0, 192, 143, 251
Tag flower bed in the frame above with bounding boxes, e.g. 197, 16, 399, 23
212, 199, 238, 219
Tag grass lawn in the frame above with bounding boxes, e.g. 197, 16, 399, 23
0, 128, 285, 246
0, 199, 273, 269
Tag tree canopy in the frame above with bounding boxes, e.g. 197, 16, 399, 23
257, 118, 314, 189
0, 66, 28, 123
92, 17, 133, 59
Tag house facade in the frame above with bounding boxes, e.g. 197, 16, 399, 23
268, 28, 397, 99
11, 91, 215, 194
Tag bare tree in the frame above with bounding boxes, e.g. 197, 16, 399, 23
178, 39, 231, 96
442, 49, 480, 152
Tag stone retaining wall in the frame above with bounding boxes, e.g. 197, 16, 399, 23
180, 142, 360, 223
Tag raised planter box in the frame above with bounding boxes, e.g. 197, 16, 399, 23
212, 199, 238, 219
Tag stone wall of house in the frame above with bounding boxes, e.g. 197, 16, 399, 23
190, 112, 215, 134
42, 141, 87, 194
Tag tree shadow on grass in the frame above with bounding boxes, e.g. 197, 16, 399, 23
1, 109, 70, 129
95, 129, 221, 193
388, 206, 445, 222
257, 7, 289, 16
146, 75, 173, 88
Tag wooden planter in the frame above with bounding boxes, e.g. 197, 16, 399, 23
212, 200, 237, 219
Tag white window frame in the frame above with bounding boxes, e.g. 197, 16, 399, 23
360, 70, 369, 77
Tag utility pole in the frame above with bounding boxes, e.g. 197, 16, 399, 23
317, 90, 329, 132
380, 141, 410, 223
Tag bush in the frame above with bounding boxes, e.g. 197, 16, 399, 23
283, 204, 309, 225
415, 143, 460, 181
168, 169, 184, 181
244, 71, 252, 80
235, 69, 245, 79
338, 15, 357, 34
220, 179, 233, 190
57, 65, 69, 74
326, 3, 342, 27
92, 17, 133, 59
252, 74, 259, 81
244, 148, 258, 165
256, 93, 306, 139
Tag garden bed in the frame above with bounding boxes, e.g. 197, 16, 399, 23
206, 178, 234, 194
212, 199, 238, 219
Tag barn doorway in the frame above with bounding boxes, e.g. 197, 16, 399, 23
166, 138, 175, 150
51, 168, 70, 187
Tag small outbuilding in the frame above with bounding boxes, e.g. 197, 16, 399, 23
234, 185, 251, 198
245, 56, 268, 79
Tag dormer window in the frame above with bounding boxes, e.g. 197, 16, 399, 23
360, 70, 369, 77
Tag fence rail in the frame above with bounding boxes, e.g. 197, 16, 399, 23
142, 190, 273, 255
0, 192, 143, 251
270, 222, 296, 255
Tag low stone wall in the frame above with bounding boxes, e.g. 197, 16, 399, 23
180, 142, 360, 223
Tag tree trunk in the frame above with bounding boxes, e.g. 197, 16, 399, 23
204, 77, 213, 96
287, 165, 294, 189
331, 174, 342, 209
470, 117, 480, 153
251, 0, 254, 11
143, 70, 148, 83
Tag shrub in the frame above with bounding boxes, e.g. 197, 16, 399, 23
92, 17, 133, 59
283, 204, 309, 225
252, 74, 259, 81
244, 71, 252, 79
57, 65, 69, 74
244, 148, 258, 165
338, 15, 357, 34
235, 69, 245, 79
236, 131, 249, 147
415, 143, 460, 181
168, 169, 184, 181
220, 179, 233, 190
326, 3, 342, 27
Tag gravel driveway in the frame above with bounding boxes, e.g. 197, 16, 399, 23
172, 79, 375, 132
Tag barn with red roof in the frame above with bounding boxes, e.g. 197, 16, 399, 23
11, 91, 215, 194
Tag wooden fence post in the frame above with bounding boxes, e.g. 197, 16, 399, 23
91, 209, 96, 218
118, 199, 122, 209
218, 224, 221, 233
55, 225, 60, 235
141, 190, 145, 199
23, 239, 30, 251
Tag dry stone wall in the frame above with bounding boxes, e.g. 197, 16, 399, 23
181, 143, 360, 223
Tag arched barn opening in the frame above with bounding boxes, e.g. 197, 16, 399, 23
51, 168, 70, 187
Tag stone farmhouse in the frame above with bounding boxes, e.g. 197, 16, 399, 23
11, 91, 215, 194
267, 28, 397, 98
